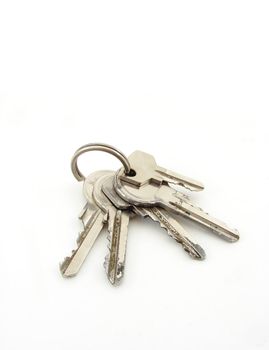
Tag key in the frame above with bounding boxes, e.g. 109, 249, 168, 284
64, 143, 240, 286
114, 172, 239, 242
119, 150, 204, 191
89, 173, 131, 285
102, 175, 205, 259
60, 171, 110, 277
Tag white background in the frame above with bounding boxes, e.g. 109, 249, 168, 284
0, 1, 268, 349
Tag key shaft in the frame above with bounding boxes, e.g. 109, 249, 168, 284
135, 207, 205, 259
60, 171, 112, 278
60, 208, 104, 277
105, 208, 129, 284
91, 174, 130, 285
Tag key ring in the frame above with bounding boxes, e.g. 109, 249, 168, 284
71, 143, 132, 181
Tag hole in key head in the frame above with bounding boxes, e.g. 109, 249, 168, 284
126, 169, 136, 177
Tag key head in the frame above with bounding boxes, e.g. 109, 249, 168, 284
91, 173, 115, 213
83, 171, 113, 210
120, 151, 159, 186
115, 169, 167, 207
107, 174, 206, 260
119, 150, 204, 191
80, 171, 109, 221
102, 175, 132, 210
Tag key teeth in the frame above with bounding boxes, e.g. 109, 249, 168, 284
77, 232, 83, 245
79, 206, 89, 228
104, 226, 113, 274
103, 255, 124, 286
116, 263, 124, 283
104, 249, 124, 286
107, 266, 124, 286
104, 254, 109, 272
59, 257, 71, 275
105, 227, 113, 251
60, 246, 79, 276
173, 193, 205, 212
143, 208, 206, 260
104, 241, 112, 275
182, 243, 206, 260
78, 203, 88, 220
106, 239, 112, 253
171, 194, 240, 242
60, 224, 88, 276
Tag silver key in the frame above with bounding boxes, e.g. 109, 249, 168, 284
60, 171, 109, 277
118, 150, 204, 191
115, 172, 239, 242
64, 143, 240, 286
102, 175, 205, 259
88, 173, 130, 285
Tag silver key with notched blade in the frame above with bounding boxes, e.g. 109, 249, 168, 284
63, 143, 240, 286
118, 150, 204, 191
102, 175, 205, 259
115, 170, 239, 242
89, 173, 131, 285
60, 171, 110, 277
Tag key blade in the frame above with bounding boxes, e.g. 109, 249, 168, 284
169, 192, 239, 242
134, 207, 205, 260
78, 203, 98, 228
104, 209, 129, 285
60, 209, 104, 277
156, 166, 204, 191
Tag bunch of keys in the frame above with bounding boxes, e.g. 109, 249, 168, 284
60, 143, 239, 285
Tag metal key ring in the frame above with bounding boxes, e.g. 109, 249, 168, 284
71, 143, 131, 181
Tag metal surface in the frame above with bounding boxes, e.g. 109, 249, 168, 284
60, 171, 110, 277
71, 143, 131, 181
115, 171, 239, 242
61, 169, 130, 285
90, 174, 130, 285
118, 150, 204, 191
61, 144, 240, 286
102, 175, 205, 259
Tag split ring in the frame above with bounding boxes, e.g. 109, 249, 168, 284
71, 143, 131, 181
